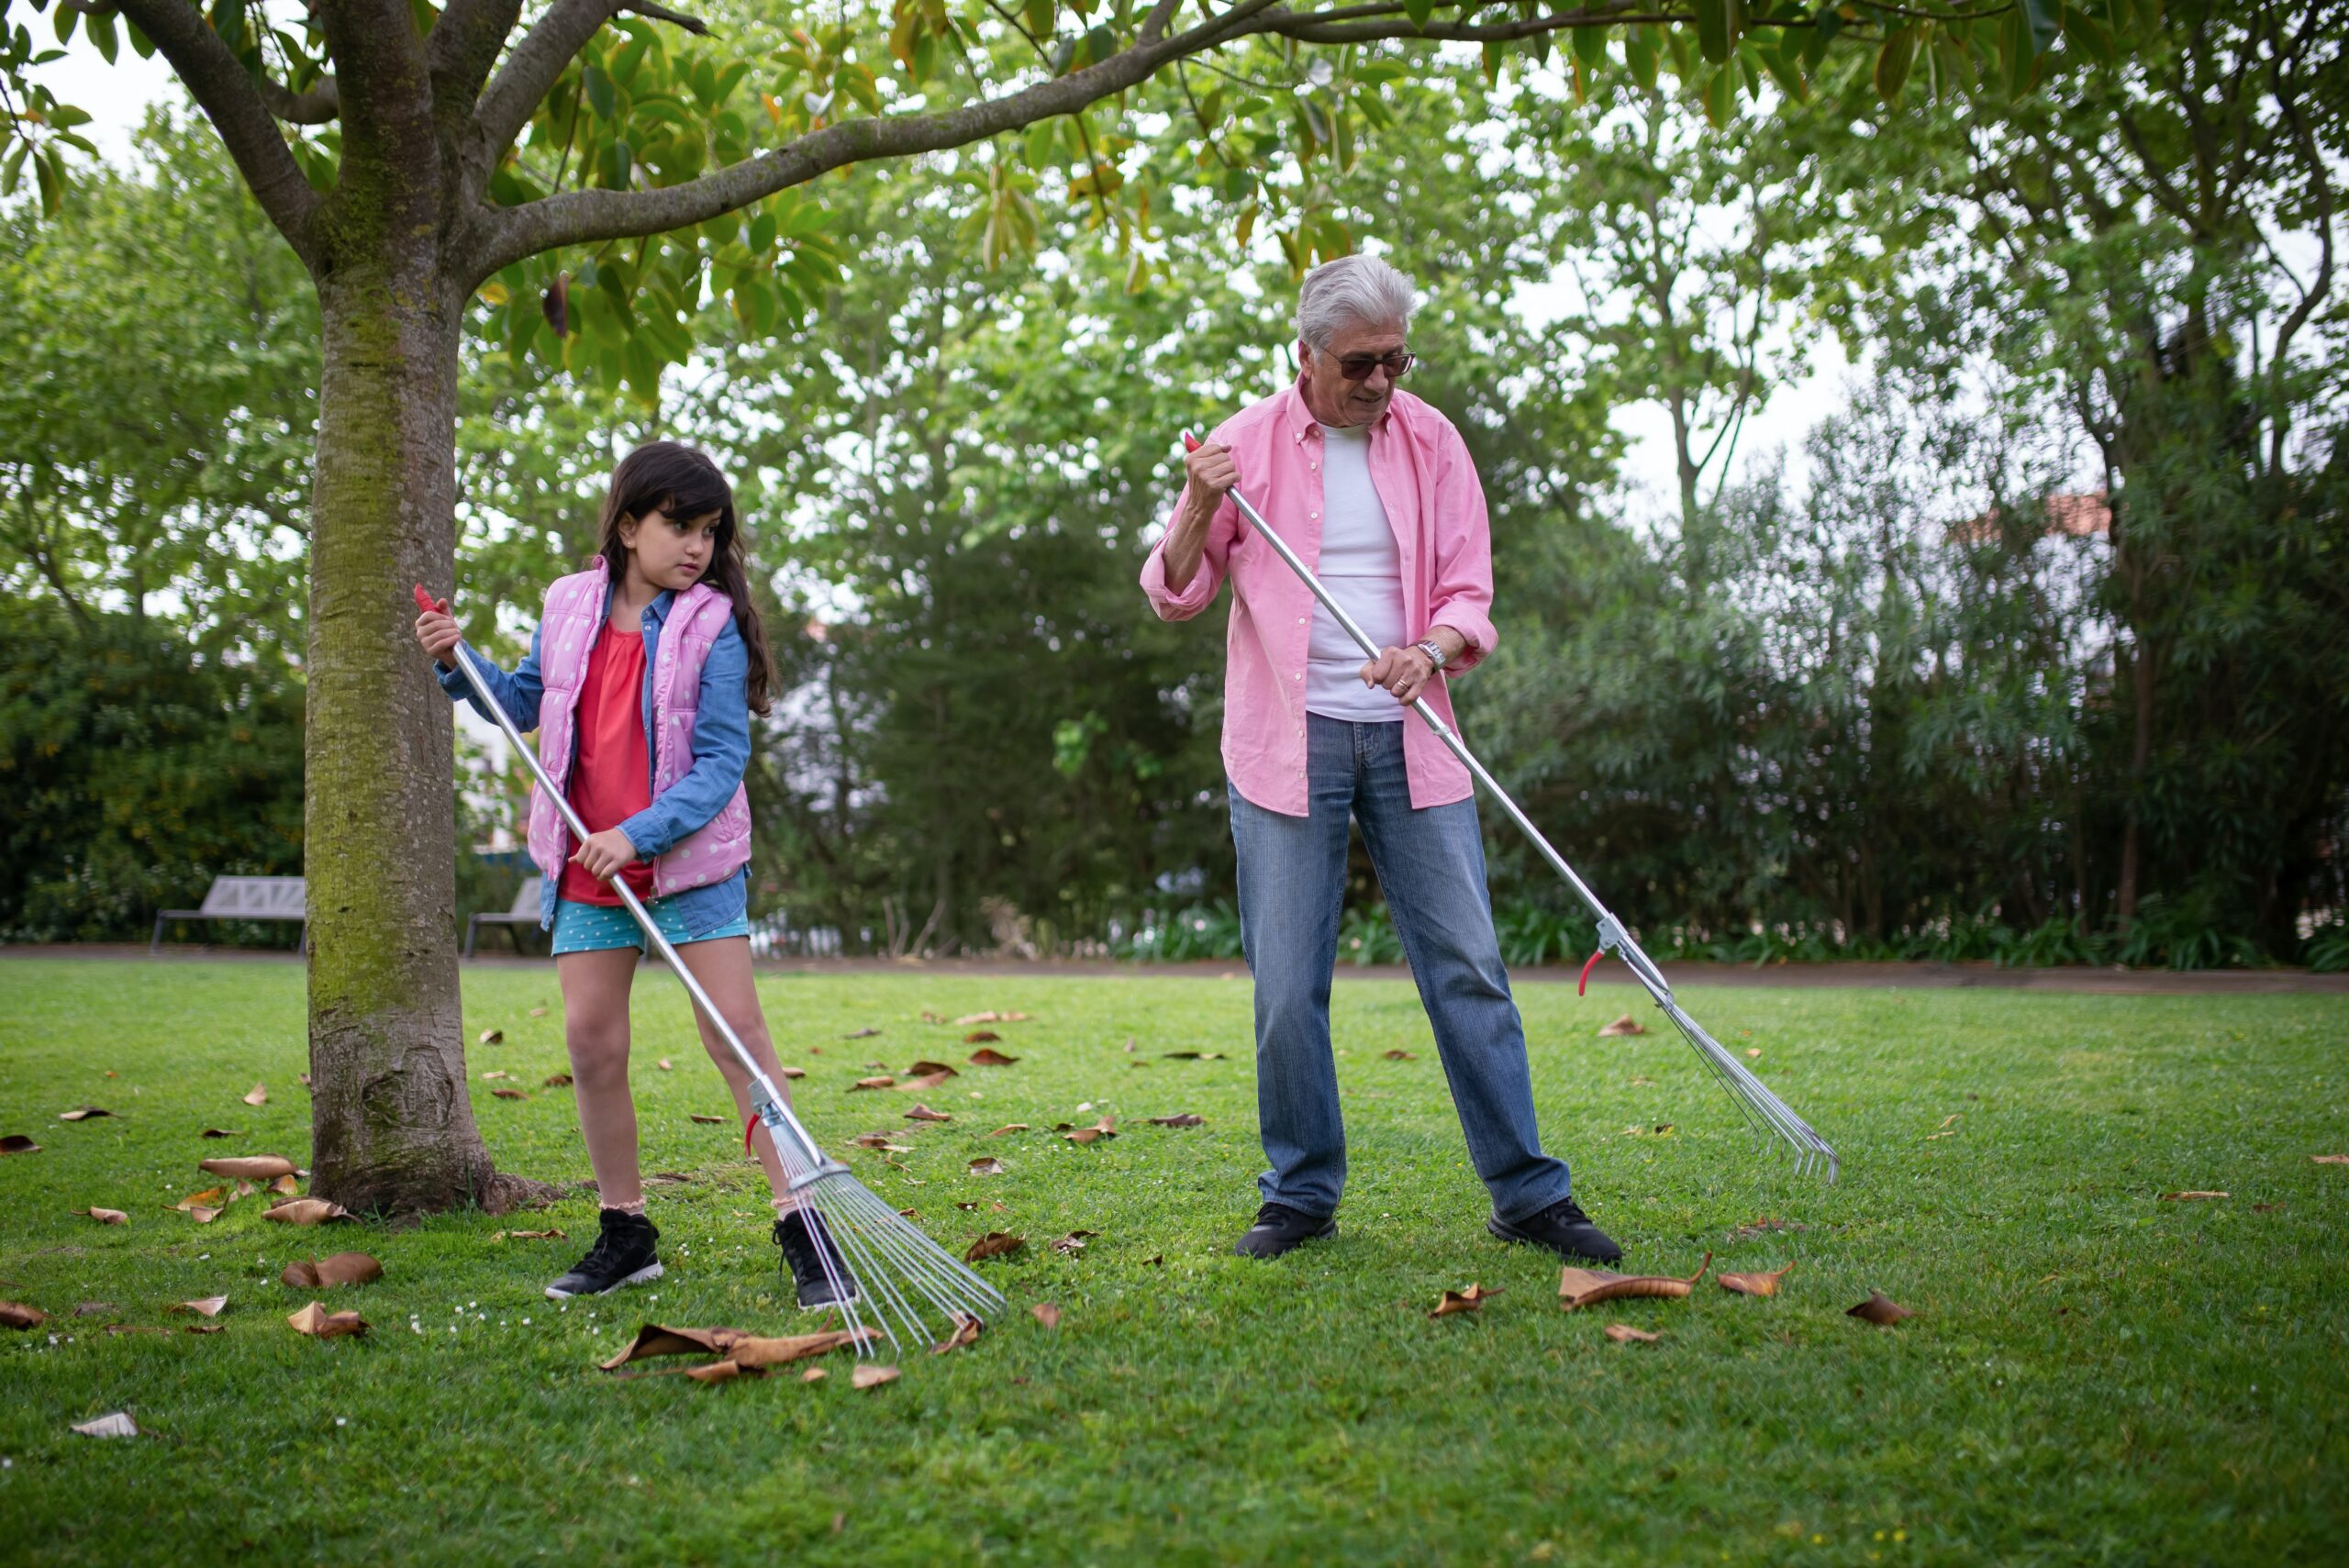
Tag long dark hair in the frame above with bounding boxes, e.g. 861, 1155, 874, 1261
592, 440, 777, 717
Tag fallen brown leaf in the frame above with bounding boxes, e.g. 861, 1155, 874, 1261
544, 1073, 573, 1088
477, 1029, 504, 1045
1718, 1263, 1795, 1298
1160, 1051, 1224, 1060
1142, 1254, 1164, 1266
1383, 1050, 1416, 1062
198, 1155, 296, 1182
1936, 1114, 1961, 1129
955, 1011, 1031, 1025
778, 1065, 807, 1079
198, 1129, 243, 1139
495, 1229, 568, 1240
848, 1134, 913, 1154
58, 1106, 112, 1122
77, 1207, 128, 1226
72, 1412, 139, 1439
904, 1105, 952, 1123
688, 1114, 728, 1125
1597, 1015, 1647, 1038
1745, 1049, 1762, 1059
268, 1174, 299, 1195
491, 1088, 529, 1100
968, 1157, 1006, 1175
1431, 1283, 1504, 1318
280, 1252, 383, 1288
1847, 1292, 1914, 1326
1558, 1252, 1711, 1311
1051, 1230, 1098, 1255
1030, 1302, 1062, 1329
986, 1124, 1027, 1137
263, 1198, 354, 1226
851, 1075, 896, 1091
243, 1083, 269, 1106
183, 1207, 221, 1224
74, 1302, 117, 1318
2311, 1153, 2349, 1164
171, 1296, 228, 1318
1063, 1127, 1114, 1145
599, 1323, 878, 1371
905, 1060, 959, 1078
963, 1029, 1002, 1044
3, 1301, 51, 1328
841, 1028, 883, 1040
2159, 1190, 2230, 1201
894, 1072, 954, 1093
529, 1006, 549, 1018
1, 1135, 40, 1154
1147, 1113, 1205, 1128
684, 1360, 755, 1384
657, 1058, 673, 1071
1603, 1323, 1661, 1343
184, 1323, 227, 1335
286, 1302, 368, 1338
919, 1010, 946, 1023
930, 1314, 984, 1354
964, 1231, 1024, 1262
968, 1048, 1019, 1067
482, 1071, 511, 1081
800, 1365, 827, 1382
648, 1172, 694, 1185
851, 1363, 899, 1390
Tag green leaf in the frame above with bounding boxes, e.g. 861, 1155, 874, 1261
748, 210, 777, 252
34, 146, 60, 217
1572, 24, 1609, 68
126, 21, 155, 60
1625, 28, 1658, 90
1702, 63, 1738, 127
1875, 24, 1918, 105
1024, 0, 1053, 38
612, 34, 653, 88
52, 3, 75, 45
1402, 0, 1434, 28
0, 139, 27, 198
583, 64, 616, 119
87, 9, 117, 63
1695, 0, 1736, 66
1802, 9, 1843, 72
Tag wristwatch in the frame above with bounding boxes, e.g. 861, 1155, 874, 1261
1412, 637, 1450, 672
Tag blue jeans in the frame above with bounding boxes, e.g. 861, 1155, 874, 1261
1229, 714, 1574, 1226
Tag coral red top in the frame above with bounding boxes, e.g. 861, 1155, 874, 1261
556, 622, 657, 906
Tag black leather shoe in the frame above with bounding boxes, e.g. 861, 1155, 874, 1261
1487, 1196, 1622, 1263
545, 1208, 663, 1299
1233, 1201, 1337, 1259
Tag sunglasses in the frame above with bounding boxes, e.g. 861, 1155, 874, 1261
1328, 348, 1415, 382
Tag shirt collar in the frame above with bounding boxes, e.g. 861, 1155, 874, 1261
597, 564, 677, 626
1284, 377, 1397, 441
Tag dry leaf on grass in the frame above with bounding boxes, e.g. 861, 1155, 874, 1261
1030, 1302, 1062, 1329
2159, 1190, 2230, 1201
184, 1324, 226, 1335
2310, 1153, 2349, 1164
1431, 1283, 1504, 1318
3, 1301, 50, 1328
544, 1073, 573, 1088
599, 1323, 876, 1371
688, 1114, 729, 1125
851, 1076, 896, 1091
58, 1106, 112, 1121
77, 1207, 128, 1226
894, 1072, 955, 1093
905, 1061, 959, 1079
1160, 1051, 1224, 1060
647, 1172, 694, 1185
280, 1252, 383, 1288
198, 1155, 295, 1182
243, 1084, 269, 1106
72, 1412, 139, 1439
800, 1365, 827, 1382
1603, 1324, 1661, 1343
1141, 1254, 1164, 1267
175, 1187, 226, 1210
171, 1296, 228, 1318
1847, 1292, 1914, 1326
495, 1229, 567, 1240
268, 1174, 299, 1195
841, 1028, 883, 1040
848, 1134, 913, 1154
852, 1363, 899, 1390
1597, 1015, 1647, 1038
968, 1048, 1019, 1067
529, 1006, 549, 1018
490, 1089, 529, 1101
198, 1129, 242, 1139
1746, 1049, 1762, 1059
286, 1302, 368, 1338
986, 1125, 1027, 1138
955, 1011, 1030, 1025
1718, 1263, 1795, 1298
968, 1157, 1006, 1175
963, 1030, 1001, 1044
482, 1071, 511, 1082
1, 1134, 41, 1154
1051, 1231, 1098, 1255
684, 1361, 753, 1385
477, 1029, 504, 1045
1558, 1252, 1711, 1311
1063, 1126, 1114, 1145
904, 1105, 952, 1123
1382, 1050, 1416, 1062
656, 1059, 673, 1072
931, 1314, 984, 1354
264, 1198, 354, 1226
964, 1231, 1024, 1262
1148, 1113, 1205, 1128
777, 1065, 807, 1080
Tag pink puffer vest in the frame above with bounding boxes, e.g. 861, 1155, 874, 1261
523, 567, 753, 899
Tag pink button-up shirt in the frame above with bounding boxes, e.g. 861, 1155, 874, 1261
1140, 383, 1499, 817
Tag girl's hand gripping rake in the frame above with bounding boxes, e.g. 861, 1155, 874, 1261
414, 585, 1006, 1349
1175, 437, 1838, 1179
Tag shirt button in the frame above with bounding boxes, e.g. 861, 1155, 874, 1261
1309, 511, 1319, 519
1310, 462, 1319, 470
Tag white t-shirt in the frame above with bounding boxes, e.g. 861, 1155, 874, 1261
1304, 422, 1410, 724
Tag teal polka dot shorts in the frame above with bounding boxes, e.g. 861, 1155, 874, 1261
549, 894, 751, 956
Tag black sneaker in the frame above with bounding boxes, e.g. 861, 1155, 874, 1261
774, 1208, 860, 1310
1232, 1201, 1337, 1259
1487, 1195, 1622, 1263
545, 1208, 663, 1299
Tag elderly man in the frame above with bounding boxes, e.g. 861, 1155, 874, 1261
1141, 253, 1620, 1264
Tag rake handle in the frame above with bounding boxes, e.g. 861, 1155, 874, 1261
414, 584, 820, 1172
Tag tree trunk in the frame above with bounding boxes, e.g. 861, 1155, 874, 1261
303, 265, 498, 1213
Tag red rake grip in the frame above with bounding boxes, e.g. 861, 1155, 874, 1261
413, 584, 448, 615
1182, 430, 1201, 451
745, 1118, 759, 1157
1577, 946, 1606, 996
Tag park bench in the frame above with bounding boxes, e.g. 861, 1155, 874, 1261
464, 875, 544, 958
150, 875, 307, 954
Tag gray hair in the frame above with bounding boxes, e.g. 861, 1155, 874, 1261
1296, 253, 1416, 350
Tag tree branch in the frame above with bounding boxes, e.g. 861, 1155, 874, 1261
429, 1, 527, 136
468, 0, 707, 200
260, 75, 342, 125
112, 0, 321, 264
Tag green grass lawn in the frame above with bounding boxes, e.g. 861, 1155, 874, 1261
1, 959, 2343, 1566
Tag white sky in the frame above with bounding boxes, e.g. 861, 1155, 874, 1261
32, 33, 1845, 528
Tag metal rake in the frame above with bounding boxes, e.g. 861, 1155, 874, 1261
416, 584, 1005, 1353
1175, 437, 1839, 1180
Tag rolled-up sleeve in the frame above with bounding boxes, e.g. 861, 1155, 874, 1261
1425, 427, 1498, 674
1140, 484, 1241, 621
618, 622, 751, 858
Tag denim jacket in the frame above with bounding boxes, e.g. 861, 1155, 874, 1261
439, 581, 751, 932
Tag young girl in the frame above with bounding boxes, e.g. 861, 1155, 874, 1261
415, 439, 853, 1307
